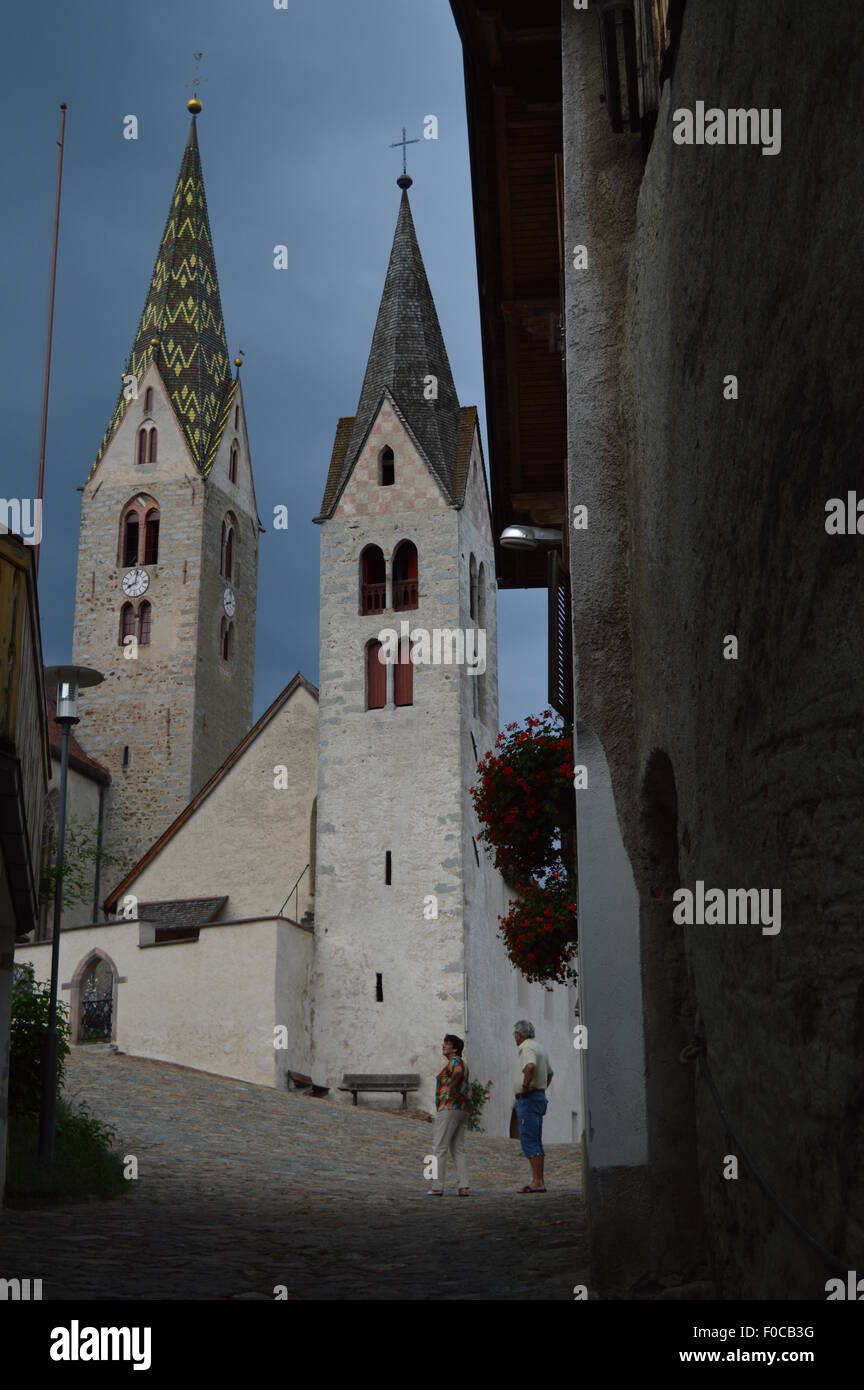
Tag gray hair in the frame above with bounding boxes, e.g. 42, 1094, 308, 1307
514, 1019, 535, 1039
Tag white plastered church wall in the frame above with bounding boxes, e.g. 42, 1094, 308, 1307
458, 429, 583, 1141
15, 919, 310, 1088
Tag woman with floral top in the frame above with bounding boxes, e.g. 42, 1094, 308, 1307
428, 1033, 471, 1197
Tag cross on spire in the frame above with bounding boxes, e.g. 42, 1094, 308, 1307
389, 125, 419, 189
187, 51, 206, 113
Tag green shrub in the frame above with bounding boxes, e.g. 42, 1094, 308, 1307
8, 962, 70, 1117
5, 1100, 127, 1203
469, 1078, 493, 1132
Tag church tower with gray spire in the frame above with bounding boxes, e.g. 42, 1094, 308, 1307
72, 101, 259, 882
310, 170, 515, 1123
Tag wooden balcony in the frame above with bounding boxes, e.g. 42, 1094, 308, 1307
0, 534, 50, 939
361, 582, 387, 615
393, 580, 418, 611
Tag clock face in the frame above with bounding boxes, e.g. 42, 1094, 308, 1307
122, 568, 149, 598
223, 586, 236, 617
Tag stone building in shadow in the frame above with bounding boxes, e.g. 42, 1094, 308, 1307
451, 0, 863, 1298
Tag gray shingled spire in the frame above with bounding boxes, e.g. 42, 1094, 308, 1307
341, 188, 462, 497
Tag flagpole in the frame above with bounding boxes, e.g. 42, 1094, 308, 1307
34, 102, 67, 579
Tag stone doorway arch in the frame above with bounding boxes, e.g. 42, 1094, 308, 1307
65, 948, 125, 1045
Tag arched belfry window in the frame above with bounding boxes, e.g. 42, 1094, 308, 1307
144, 386, 154, 412
119, 603, 135, 645
392, 540, 418, 611
221, 514, 237, 582
138, 600, 152, 646
119, 494, 158, 568
366, 639, 386, 710
144, 508, 160, 565
123, 511, 140, 567
221, 618, 234, 664
229, 442, 239, 484
469, 554, 477, 620
477, 562, 487, 724
136, 424, 157, 465
394, 638, 414, 707
360, 545, 386, 614
379, 446, 395, 487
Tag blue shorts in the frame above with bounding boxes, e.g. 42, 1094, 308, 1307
516, 1090, 547, 1158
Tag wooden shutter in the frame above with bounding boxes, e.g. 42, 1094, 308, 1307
144, 513, 159, 565
548, 550, 573, 722
138, 601, 152, 646
394, 639, 413, 707
124, 514, 139, 567
367, 641, 386, 710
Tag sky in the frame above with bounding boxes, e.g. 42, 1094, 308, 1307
2, 0, 546, 730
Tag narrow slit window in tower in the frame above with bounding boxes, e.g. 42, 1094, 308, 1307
375, 973, 383, 1003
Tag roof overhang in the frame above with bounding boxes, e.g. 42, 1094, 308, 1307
450, 0, 567, 588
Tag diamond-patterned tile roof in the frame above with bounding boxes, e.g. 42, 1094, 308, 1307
317, 188, 465, 518
91, 116, 233, 478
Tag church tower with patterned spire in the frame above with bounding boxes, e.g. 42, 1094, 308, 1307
72, 102, 259, 884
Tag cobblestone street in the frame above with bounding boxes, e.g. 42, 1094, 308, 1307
0, 1051, 588, 1300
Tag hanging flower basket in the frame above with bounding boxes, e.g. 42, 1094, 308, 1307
470, 710, 575, 880
498, 871, 578, 985
471, 711, 578, 986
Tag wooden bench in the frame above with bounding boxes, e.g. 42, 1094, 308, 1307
286, 1070, 329, 1098
338, 1073, 421, 1109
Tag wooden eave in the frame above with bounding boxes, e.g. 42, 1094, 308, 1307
450, 0, 567, 588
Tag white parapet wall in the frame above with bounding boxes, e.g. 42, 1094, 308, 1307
15, 917, 313, 1090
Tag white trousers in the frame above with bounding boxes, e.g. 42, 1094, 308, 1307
431, 1108, 470, 1192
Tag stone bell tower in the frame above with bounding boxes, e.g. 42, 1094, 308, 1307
72, 100, 260, 885
310, 165, 514, 1122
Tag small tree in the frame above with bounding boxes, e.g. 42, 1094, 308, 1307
8, 962, 70, 1116
39, 815, 125, 911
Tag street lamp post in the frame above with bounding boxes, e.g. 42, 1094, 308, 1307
38, 664, 103, 1164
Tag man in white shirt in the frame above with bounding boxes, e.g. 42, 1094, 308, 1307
513, 1019, 553, 1193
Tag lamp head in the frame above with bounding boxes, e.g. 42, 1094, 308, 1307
499, 525, 563, 551
45, 665, 104, 723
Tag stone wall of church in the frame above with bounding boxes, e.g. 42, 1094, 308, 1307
73, 365, 207, 883
191, 391, 258, 795
121, 683, 318, 923
49, 762, 104, 931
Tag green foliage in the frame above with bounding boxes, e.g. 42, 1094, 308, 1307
39, 815, 125, 910
5, 1100, 127, 1203
468, 1077, 493, 1132
8, 963, 70, 1116
5, 965, 127, 1203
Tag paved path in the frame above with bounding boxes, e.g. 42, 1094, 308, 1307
1, 1051, 588, 1300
